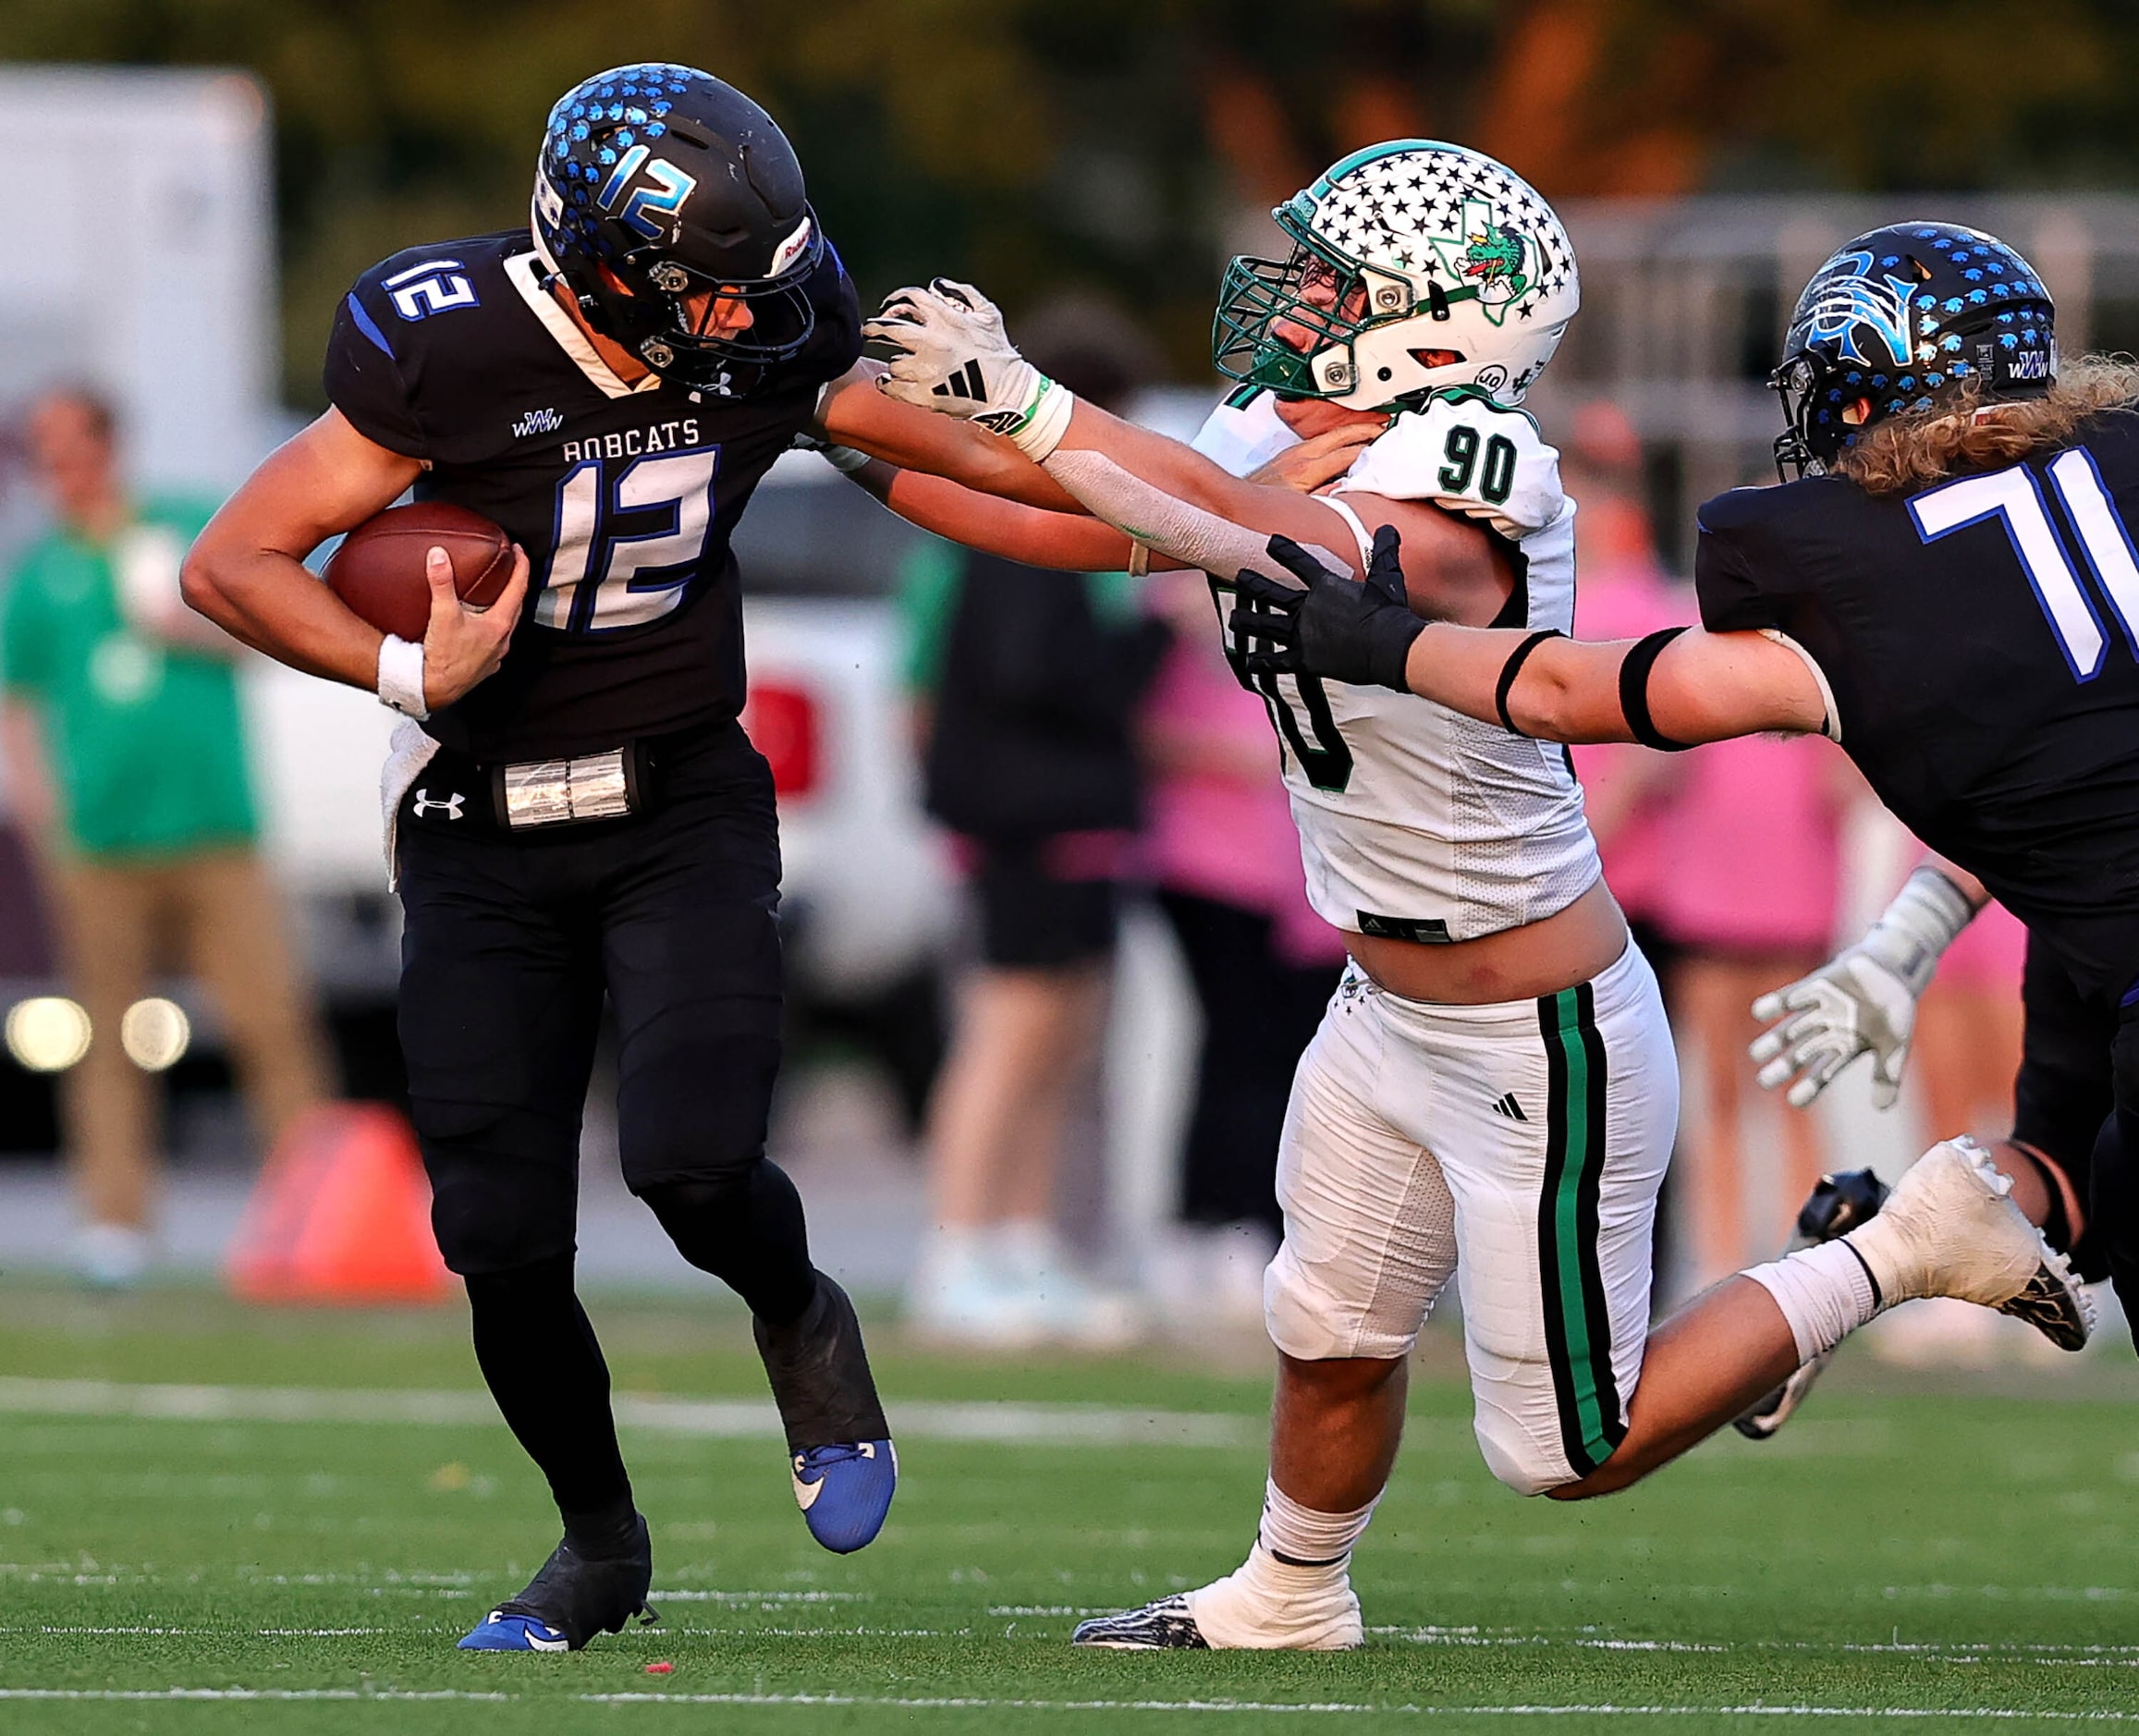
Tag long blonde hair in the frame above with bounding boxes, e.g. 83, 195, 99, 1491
1832, 354, 2139, 496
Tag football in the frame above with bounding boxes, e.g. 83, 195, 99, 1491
324, 501, 514, 641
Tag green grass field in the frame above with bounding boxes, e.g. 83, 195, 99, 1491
2, 1280, 2137, 1733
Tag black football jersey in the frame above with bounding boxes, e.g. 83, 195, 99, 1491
1697, 409, 2139, 1005
324, 228, 862, 760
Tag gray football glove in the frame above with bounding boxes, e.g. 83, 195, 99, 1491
1748, 865, 1976, 1109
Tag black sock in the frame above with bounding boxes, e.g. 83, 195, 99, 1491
641, 1161, 816, 1326
464, 1252, 633, 1520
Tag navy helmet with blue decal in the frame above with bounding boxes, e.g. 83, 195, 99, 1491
1771, 221, 2057, 479
532, 63, 824, 395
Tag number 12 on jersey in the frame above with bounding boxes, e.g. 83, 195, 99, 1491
537, 446, 721, 634
1910, 448, 2139, 681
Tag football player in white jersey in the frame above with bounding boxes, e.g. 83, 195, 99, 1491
847, 142, 2085, 1650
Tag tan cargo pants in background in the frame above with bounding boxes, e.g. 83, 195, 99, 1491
50, 848, 334, 1229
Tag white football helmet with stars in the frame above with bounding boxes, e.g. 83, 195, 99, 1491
1214, 140, 1579, 411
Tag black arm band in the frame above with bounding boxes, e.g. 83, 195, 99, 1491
1494, 630, 1565, 735
1619, 626, 1695, 752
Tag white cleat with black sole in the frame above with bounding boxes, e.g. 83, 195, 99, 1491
1072, 1548, 1363, 1651
1848, 1137, 2095, 1349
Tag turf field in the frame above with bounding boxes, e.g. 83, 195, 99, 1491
1, 1281, 2136, 1733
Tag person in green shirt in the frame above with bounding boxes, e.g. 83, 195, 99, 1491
0, 387, 330, 1287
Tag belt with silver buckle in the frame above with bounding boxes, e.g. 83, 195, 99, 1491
498, 747, 640, 829
401, 742, 649, 834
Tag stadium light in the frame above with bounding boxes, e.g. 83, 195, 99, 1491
120, 997, 191, 1072
4, 996, 92, 1072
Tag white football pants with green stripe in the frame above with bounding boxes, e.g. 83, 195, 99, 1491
1265, 940, 1678, 1494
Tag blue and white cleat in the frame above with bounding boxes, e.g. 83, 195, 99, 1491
791, 1439, 898, 1555
457, 1513, 655, 1652
458, 1611, 572, 1652
756, 1272, 897, 1553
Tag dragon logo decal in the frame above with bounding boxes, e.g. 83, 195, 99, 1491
1461, 220, 1530, 299
1426, 199, 1534, 325
1800, 249, 1916, 368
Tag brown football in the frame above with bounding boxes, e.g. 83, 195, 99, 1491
324, 501, 514, 642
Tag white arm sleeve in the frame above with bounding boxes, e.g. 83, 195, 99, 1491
1041, 446, 1353, 587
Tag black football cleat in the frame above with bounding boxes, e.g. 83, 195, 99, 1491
1735, 1168, 1888, 1441
458, 1511, 656, 1652
755, 1272, 896, 1553
1072, 1595, 1214, 1649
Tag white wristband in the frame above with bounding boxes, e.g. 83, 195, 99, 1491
1006, 378, 1076, 462
377, 633, 429, 720
819, 443, 873, 473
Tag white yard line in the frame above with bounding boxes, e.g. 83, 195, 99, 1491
0, 1688, 2131, 1719
0, 1375, 1256, 1448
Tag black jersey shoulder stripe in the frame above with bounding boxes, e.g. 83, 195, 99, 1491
1535, 980, 1626, 1477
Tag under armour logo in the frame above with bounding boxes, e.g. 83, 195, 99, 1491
411, 788, 466, 821
1489, 1092, 1527, 1123
933, 359, 986, 401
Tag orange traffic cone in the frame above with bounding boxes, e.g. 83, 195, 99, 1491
225, 1102, 452, 1304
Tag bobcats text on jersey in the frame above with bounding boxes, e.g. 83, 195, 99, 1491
324, 228, 861, 764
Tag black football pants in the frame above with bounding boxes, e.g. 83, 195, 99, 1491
1157, 888, 1339, 1237
2011, 931, 2139, 1343
395, 720, 814, 1517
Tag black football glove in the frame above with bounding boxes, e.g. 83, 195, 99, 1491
1228, 524, 1423, 691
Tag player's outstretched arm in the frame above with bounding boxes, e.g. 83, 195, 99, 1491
832, 454, 1139, 572
1229, 527, 1828, 741
182, 409, 526, 711
816, 423, 1373, 575
816, 362, 1084, 512
863, 281, 1395, 588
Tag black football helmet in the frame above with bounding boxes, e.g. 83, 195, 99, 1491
1771, 221, 2057, 479
532, 64, 823, 395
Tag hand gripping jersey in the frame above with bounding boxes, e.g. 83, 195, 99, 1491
324, 230, 862, 761
1697, 408, 2139, 1005
1198, 390, 1600, 942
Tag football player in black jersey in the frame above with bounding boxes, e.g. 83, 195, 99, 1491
182, 63, 1088, 1654
1232, 219, 2139, 1376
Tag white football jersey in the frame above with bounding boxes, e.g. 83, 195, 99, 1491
1195, 389, 1601, 944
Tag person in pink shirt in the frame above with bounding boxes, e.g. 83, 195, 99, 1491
1908, 868, 2029, 1146
1563, 404, 1689, 970
1140, 565, 1347, 1306
1655, 730, 1852, 1286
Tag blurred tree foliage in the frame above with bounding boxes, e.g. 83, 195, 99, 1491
2, 0, 2134, 402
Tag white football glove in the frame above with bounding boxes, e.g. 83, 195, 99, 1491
862, 278, 1074, 459
1748, 865, 1977, 1109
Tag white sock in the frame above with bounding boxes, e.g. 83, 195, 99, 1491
911, 1224, 988, 1290
1257, 1477, 1378, 1569
1185, 1540, 1364, 1647
1744, 1239, 1882, 1363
